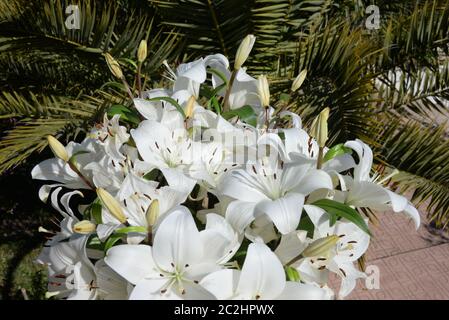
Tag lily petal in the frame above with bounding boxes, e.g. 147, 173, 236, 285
105, 244, 156, 285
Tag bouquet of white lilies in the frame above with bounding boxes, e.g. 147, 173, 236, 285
33, 35, 420, 300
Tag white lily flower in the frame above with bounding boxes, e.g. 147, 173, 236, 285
220, 149, 333, 234
163, 58, 207, 98
343, 139, 420, 229
105, 207, 235, 299
32, 138, 103, 190
88, 114, 130, 162
37, 237, 96, 300
200, 242, 330, 300
293, 206, 370, 299
131, 119, 197, 194
207, 56, 260, 111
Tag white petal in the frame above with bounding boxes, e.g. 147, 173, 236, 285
129, 278, 178, 300
225, 200, 256, 233
161, 168, 197, 195
292, 169, 333, 195
94, 259, 129, 300
200, 269, 240, 300
96, 223, 119, 241
133, 98, 160, 120
220, 173, 268, 203
275, 230, 308, 264
277, 282, 331, 300
256, 193, 305, 234
404, 203, 421, 229
105, 244, 156, 284
279, 111, 302, 128
200, 213, 241, 264
237, 243, 285, 299
153, 206, 203, 271
176, 58, 207, 83
303, 204, 328, 228
344, 140, 373, 182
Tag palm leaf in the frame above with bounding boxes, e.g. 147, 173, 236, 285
375, 119, 449, 228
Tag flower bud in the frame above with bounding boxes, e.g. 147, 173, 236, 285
291, 69, 307, 92
302, 235, 340, 258
146, 199, 159, 227
257, 75, 270, 107
137, 40, 147, 63
310, 107, 330, 148
73, 220, 96, 234
234, 34, 256, 70
47, 135, 69, 162
105, 53, 123, 79
45, 291, 61, 299
185, 96, 196, 119
96, 188, 127, 224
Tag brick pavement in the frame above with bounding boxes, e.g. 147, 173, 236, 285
340, 208, 449, 299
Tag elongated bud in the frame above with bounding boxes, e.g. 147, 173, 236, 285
105, 53, 123, 79
291, 69, 307, 92
137, 40, 147, 63
310, 107, 330, 148
302, 235, 340, 258
45, 291, 61, 299
234, 34, 256, 70
96, 188, 127, 224
185, 96, 196, 119
257, 75, 270, 107
73, 220, 96, 234
38, 226, 53, 234
47, 135, 69, 162
146, 199, 159, 227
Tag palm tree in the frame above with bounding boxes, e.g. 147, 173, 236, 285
1, 0, 448, 228
0, 0, 181, 171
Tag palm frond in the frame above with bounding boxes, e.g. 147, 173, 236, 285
375, 119, 449, 228
0, 91, 109, 173
152, 0, 332, 71
286, 23, 381, 144
377, 61, 449, 120
377, 0, 449, 71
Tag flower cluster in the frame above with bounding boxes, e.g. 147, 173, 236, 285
33, 36, 420, 300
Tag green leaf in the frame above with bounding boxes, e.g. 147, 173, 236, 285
208, 96, 221, 115
285, 266, 300, 282
323, 144, 353, 162
297, 213, 314, 238
312, 199, 371, 236
107, 104, 140, 125
86, 235, 103, 251
114, 226, 148, 234
222, 105, 257, 127
208, 68, 228, 85
279, 93, 291, 102
142, 169, 160, 181
91, 202, 103, 224
148, 96, 186, 118
104, 234, 123, 252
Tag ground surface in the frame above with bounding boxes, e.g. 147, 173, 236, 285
345, 208, 449, 299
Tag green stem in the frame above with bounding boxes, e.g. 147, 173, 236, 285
121, 77, 135, 102
137, 62, 143, 98
317, 147, 324, 169
222, 69, 238, 112
285, 254, 304, 267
